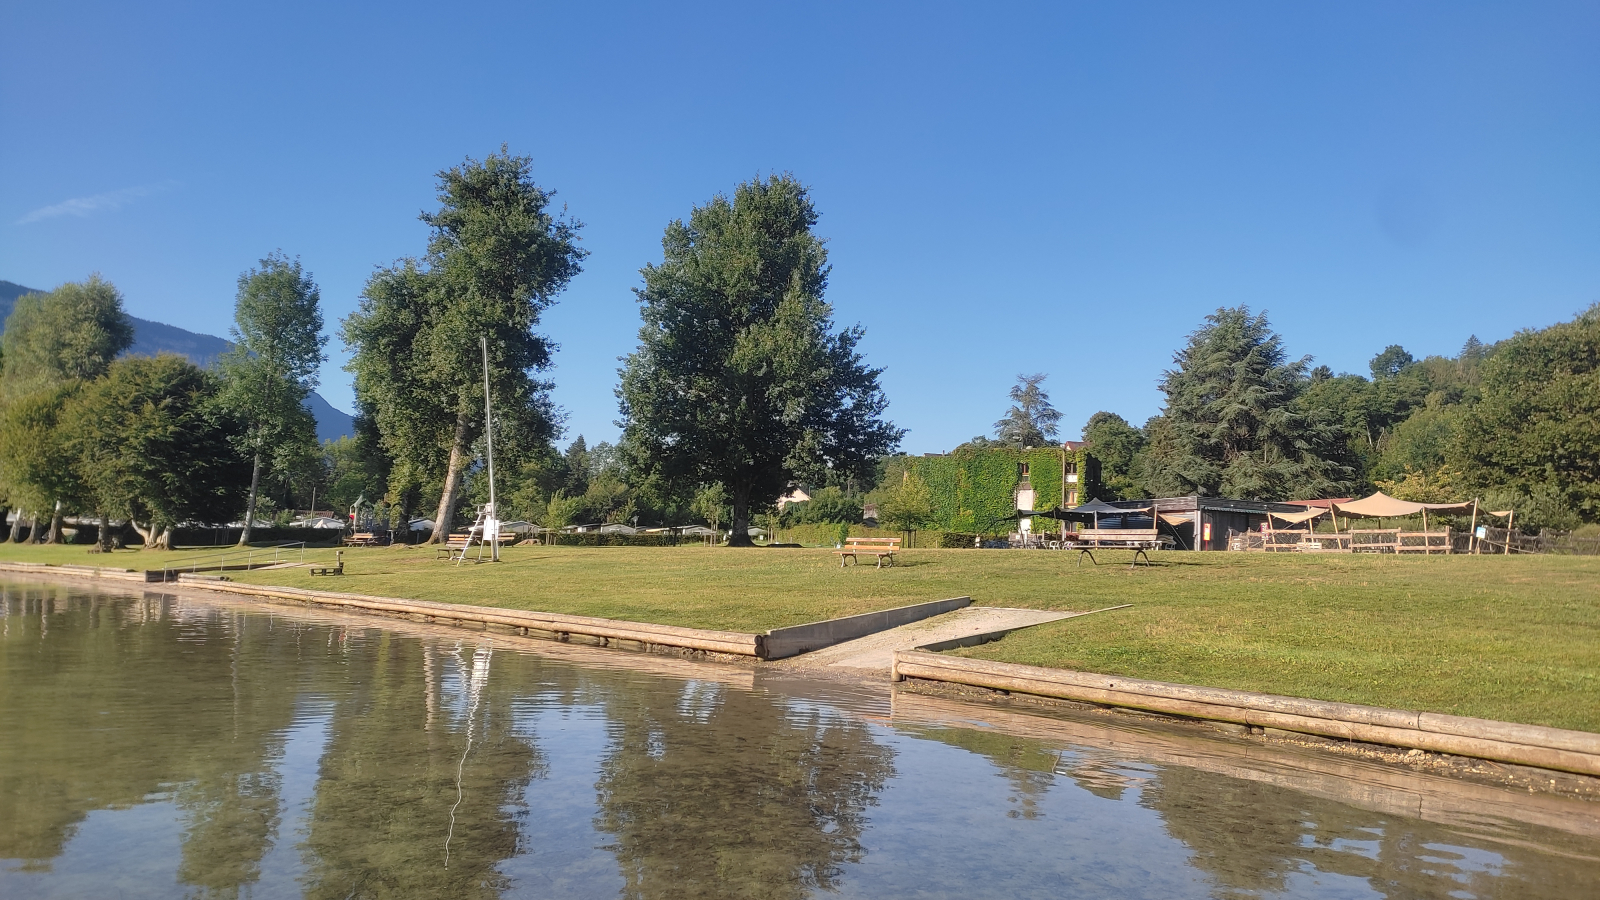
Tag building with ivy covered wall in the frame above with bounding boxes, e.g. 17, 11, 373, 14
906, 443, 1102, 535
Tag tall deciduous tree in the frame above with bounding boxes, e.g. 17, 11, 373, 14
0, 275, 133, 541
994, 374, 1061, 447
63, 355, 249, 549
876, 471, 935, 535
216, 253, 325, 545
0, 385, 82, 544
617, 175, 903, 546
1080, 411, 1146, 500
0, 275, 133, 397
1454, 304, 1600, 521
344, 149, 585, 542
1141, 306, 1354, 501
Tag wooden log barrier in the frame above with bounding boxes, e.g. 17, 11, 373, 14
174, 577, 763, 657
891, 650, 1600, 777
0, 562, 162, 582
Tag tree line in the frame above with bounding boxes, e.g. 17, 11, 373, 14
853, 305, 1598, 537
1, 150, 901, 549
0, 257, 326, 549
1077, 305, 1600, 531
5, 146, 1593, 547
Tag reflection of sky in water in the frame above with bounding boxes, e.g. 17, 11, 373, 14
3, 581, 1599, 900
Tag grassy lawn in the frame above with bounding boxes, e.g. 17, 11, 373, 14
3, 542, 1596, 731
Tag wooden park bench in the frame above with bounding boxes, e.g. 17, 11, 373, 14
1070, 529, 1173, 568
435, 531, 521, 560
310, 551, 344, 576
435, 533, 473, 559
343, 531, 380, 547
835, 536, 900, 568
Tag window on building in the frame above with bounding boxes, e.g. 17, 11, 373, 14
1018, 461, 1030, 478
1067, 489, 1078, 506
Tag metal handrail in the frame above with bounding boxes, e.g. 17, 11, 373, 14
160, 541, 312, 576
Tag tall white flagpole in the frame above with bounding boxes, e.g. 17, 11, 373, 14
482, 335, 499, 562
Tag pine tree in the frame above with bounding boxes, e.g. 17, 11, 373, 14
1142, 307, 1354, 500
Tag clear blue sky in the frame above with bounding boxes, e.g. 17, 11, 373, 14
4, 2, 1597, 454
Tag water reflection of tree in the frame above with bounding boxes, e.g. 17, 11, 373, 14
593, 685, 894, 900
298, 638, 545, 900
903, 719, 1600, 899
1140, 765, 1600, 900
1, 588, 550, 900
0, 588, 302, 894
897, 725, 1062, 819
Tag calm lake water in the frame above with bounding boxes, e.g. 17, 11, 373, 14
3, 579, 1598, 899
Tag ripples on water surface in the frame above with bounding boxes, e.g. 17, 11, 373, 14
2, 579, 1597, 899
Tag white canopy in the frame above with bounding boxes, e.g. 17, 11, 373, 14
1268, 508, 1326, 525
1332, 491, 1475, 519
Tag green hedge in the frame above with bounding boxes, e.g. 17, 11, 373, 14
775, 523, 949, 548
551, 533, 682, 547
937, 532, 1009, 548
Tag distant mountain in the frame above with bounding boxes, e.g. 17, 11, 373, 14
0, 279, 354, 442
303, 391, 356, 443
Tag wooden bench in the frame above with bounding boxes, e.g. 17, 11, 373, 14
435, 531, 521, 560
835, 537, 901, 568
310, 551, 344, 576
1070, 529, 1171, 568
343, 531, 380, 547
435, 533, 473, 559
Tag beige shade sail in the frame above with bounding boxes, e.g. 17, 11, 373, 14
1487, 510, 1514, 518
1268, 508, 1326, 525
1331, 491, 1476, 518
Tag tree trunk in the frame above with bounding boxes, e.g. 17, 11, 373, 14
95, 511, 115, 553
130, 518, 154, 548
727, 484, 753, 547
22, 513, 40, 545
429, 412, 474, 544
148, 526, 173, 550
10, 510, 27, 542
44, 501, 65, 544
239, 450, 263, 546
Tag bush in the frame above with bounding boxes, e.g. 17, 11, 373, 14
774, 523, 952, 548
776, 523, 851, 547
777, 487, 863, 527
938, 532, 1008, 548
551, 533, 681, 547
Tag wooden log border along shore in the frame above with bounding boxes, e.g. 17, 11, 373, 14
176, 577, 765, 657
0, 561, 163, 583
0, 562, 972, 661
891, 650, 1600, 778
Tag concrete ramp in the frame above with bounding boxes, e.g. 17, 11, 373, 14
790, 606, 1086, 673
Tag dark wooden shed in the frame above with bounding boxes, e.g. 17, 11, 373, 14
1111, 495, 1303, 550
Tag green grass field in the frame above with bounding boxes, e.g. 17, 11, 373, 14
4, 542, 1596, 731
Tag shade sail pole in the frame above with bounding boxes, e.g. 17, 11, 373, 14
1469, 499, 1480, 555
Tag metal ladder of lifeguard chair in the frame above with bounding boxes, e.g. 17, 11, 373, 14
455, 504, 491, 566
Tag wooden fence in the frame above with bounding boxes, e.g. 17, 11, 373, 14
1473, 527, 1600, 556
1235, 525, 1598, 555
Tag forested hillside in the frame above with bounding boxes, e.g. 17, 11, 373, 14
1081, 305, 1600, 530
